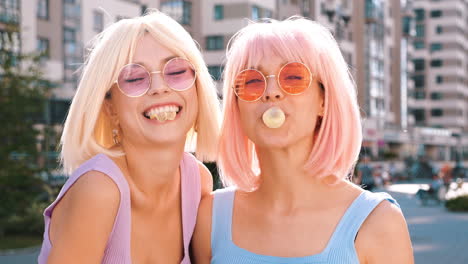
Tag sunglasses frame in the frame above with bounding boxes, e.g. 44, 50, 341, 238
233, 61, 313, 102
114, 57, 197, 98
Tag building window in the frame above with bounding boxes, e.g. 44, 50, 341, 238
182, 1, 191, 25
115, 15, 128, 22
430, 43, 442, 52
64, 27, 76, 43
414, 8, 425, 21
413, 109, 425, 123
37, 37, 50, 59
430, 93, 443, 100
431, 109, 443, 116
435, 25, 443, 34
263, 9, 273, 18
414, 90, 426, 99
436, 75, 443, 83
208, 65, 224, 80
214, 5, 223, 20
206, 36, 223, 50
430, 59, 443, 67
414, 41, 425, 49
413, 75, 425, 88
252, 5, 260, 20
93, 10, 104, 32
413, 59, 425, 71
37, 0, 49, 19
160, 0, 192, 25
430, 10, 442, 17
415, 24, 425, 37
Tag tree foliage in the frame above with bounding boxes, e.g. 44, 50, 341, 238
0, 31, 53, 237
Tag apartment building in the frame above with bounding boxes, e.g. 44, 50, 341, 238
406, 0, 468, 160
19, 0, 159, 125
409, 0, 468, 132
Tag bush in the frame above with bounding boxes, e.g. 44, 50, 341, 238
445, 195, 468, 212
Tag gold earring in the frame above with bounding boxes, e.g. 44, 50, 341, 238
112, 129, 120, 145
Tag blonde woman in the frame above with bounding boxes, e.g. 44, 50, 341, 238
38, 10, 220, 264
192, 18, 413, 264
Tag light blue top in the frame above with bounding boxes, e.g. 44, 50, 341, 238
211, 187, 399, 264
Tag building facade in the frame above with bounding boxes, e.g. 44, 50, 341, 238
6, 0, 468, 163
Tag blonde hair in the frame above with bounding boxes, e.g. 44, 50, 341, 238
61, 10, 220, 174
218, 17, 362, 191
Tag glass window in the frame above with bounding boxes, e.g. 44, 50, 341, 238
413, 59, 425, 71
37, 0, 49, 19
263, 9, 273, 18
414, 9, 425, 21
414, 91, 426, 100
252, 5, 260, 20
430, 93, 443, 100
93, 10, 104, 32
413, 109, 425, 123
64, 27, 76, 43
430, 59, 443, 67
37, 37, 49, 59
414, 41, 425, 49
436, 25, 443, 34
208, 65, 224, 80
160, 1, 192, 25
436, 75, 443, 83
415, 24, 425, 37
182, 1, 191, 25
413, 75, 425, 88
430, 10, 442, 17
430, 43, 443, 52
206, 36, 223, 50
403, 16, 412, 35
431, 109, 443, 116
214, 5, 223, 20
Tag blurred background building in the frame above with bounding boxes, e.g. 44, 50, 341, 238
3, 0, 468, 167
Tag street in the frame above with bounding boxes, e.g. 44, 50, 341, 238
1, 183, 467, 264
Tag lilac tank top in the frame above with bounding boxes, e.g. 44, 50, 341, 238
38, 152, 201, 264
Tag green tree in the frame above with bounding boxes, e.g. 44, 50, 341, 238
0, 30, 53, 237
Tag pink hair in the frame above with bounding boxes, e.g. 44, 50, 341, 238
218, 17, 362, 191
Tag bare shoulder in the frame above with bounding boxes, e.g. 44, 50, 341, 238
54, 170, 121, 216
355, 198, 414, 264
47, 170, 121, 263
197, 161, 214, 197
191, 192, 214, 264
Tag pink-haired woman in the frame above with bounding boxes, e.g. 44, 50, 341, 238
38, 10, 220, 264
192, 18, 413, 264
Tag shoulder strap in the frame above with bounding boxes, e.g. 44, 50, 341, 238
180, 152, 202, 254
333, 191, 399, 244
211, 187, 236, 252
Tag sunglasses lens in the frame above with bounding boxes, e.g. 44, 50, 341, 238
278, 62, 311, 94
234, 70, 265, 101
163, 58, 196, 91
117, 64, 150, 97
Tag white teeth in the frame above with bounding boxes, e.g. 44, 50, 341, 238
262, 106, 285, 128
145, 105, 180, 122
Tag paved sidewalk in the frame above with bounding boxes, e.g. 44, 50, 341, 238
383, 184, 468, 264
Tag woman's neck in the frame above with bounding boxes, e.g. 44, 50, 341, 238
115, 140, 186, 209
